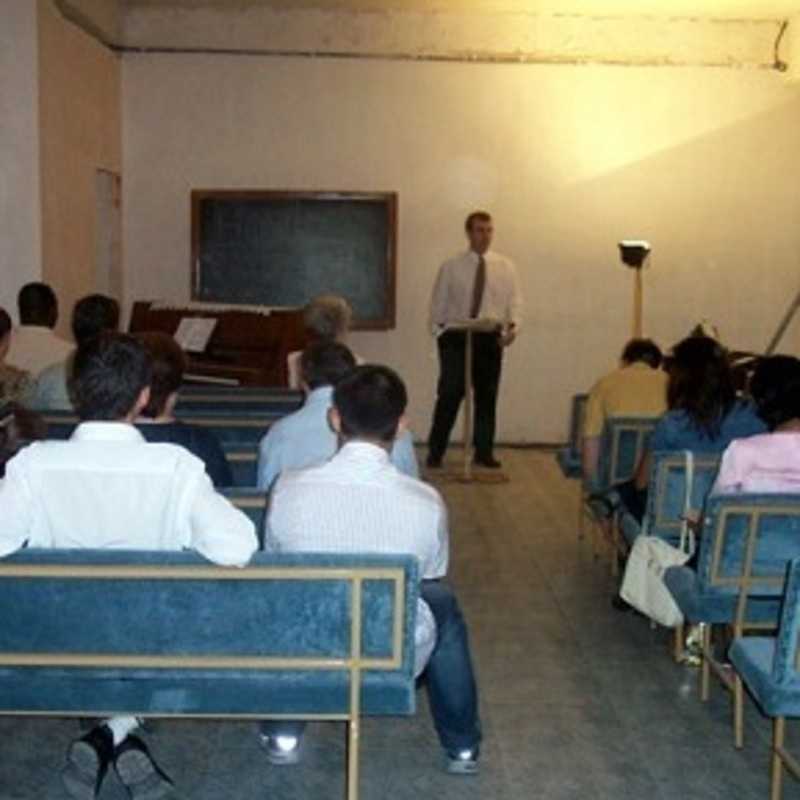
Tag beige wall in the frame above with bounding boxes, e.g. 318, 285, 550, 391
121, 54, 800, 443
0, 1, 42, 319
38, 0, 122, 337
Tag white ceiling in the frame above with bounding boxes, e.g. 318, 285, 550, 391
122, 0, 800, 20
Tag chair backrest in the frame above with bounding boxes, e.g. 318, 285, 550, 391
643, 451, 721, 542
597, 415, 659, 488
773, 558, 800, 684
222, 487, 268, 546
566, 394, 588, 458
697, 494, 800, 631
223, 443, 258, 487
0, 549, 418, 715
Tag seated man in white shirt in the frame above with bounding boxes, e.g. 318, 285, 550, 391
0, 332, 257, 800
257, 341, 418, 491
262, 365, 482, 775
6, 282, 73, 377
28, 293, 120, 410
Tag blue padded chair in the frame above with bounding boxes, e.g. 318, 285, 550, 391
619, 451, 721, 548
223, 443, 259, 487
665, 494, 800, 748
222, 487, 268, 548
555, 393, 587, 480
730, 558, 800, 800
582, 415, 659, 570
0, 549, 418, 800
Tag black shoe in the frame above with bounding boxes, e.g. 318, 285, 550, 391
474, 455, 502, 469
426, 455, 443, 469
62, 725, 115, 800
114, 735, 176, 800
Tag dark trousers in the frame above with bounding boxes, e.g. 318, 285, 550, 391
260, 581, 482, 753
427, 330, 503, 461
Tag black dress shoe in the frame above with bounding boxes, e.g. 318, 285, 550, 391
426, 455, 443, 469
474, 455, 502, 469
114, 735, 176, 800
62, 724, 115, 800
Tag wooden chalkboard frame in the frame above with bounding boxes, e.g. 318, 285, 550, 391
190, 189, 398, 330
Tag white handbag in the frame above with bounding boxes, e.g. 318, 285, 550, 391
619, 451, 697, 628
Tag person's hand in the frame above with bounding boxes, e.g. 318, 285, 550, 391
500, 327, 517, 347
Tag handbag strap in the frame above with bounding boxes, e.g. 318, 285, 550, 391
679, 450, 696, 554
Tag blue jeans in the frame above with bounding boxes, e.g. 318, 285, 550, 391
260, 580, 482, 753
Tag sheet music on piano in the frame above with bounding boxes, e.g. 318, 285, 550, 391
174, 317, 217, 353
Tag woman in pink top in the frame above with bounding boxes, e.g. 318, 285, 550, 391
713, 355, 800, 495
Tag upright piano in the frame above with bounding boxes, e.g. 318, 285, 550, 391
129, 301, 306, 387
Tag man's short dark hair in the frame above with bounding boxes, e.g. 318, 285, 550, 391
18, 282, 58, 328
465, 211, 492, 232
301, 341, 357, 390
137, 332, 186, 418
333, 365, 408, 443
0, 308, 11, 340
71, 294, 120, 345
70, 333, 152, 422
621, 338, 662, 369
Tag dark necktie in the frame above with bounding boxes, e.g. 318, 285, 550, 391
470, 256, 486, 318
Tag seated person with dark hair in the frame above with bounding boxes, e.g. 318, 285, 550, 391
257, 341, 418, 491
713, 355, 800, 494
620, 335, 766, 522
0, 307, 33, 404
6, 282, 72, 376
29, 293, 120, 410
582, 338, 667, 485
262, 365, 481, 775
0, 332, 257, 800
135, 332, 232, 487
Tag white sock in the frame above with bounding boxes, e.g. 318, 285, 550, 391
103, 716, 139, 746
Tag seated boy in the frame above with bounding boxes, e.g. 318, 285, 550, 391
0, 332, 257, 800
257, 341, 418, 490
262, 365, 481, 774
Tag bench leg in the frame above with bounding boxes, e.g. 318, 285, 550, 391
734, 674, 744, 750
700, 624, 710, 699
673, 624, 685, 665
347, 717, 360, 800
772, 717, 785, 800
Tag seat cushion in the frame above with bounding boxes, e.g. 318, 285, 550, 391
730, 638, 800, 718
619, 512, 642, 547
664, 566, 782, 625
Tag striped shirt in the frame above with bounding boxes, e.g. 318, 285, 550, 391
265, 441, 449, 675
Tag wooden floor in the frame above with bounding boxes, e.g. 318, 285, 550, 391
0, 449, 797, 799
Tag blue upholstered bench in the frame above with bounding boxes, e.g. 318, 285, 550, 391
0, 549, 418, 800
223, 443, 259, 487
176, 387, 304, 415
730, 558, 800, 800
664, 494, 800, 748
37, 409, 279, 446
554, 393, 587, 480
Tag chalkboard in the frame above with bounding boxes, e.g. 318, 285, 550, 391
191, 190, 397, 329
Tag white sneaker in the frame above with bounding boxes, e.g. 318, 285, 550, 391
446, 748, 479, 775
258, 734, 302, 766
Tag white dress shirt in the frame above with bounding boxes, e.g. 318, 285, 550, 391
27, 357, 73, 410
257, 386, 419, 491
6, 325, 73, 377
266, 441, 449, 676
429, 249, 523, 335
0, 422, 257, 566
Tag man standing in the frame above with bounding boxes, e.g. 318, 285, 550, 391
427, 211, 523, 469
